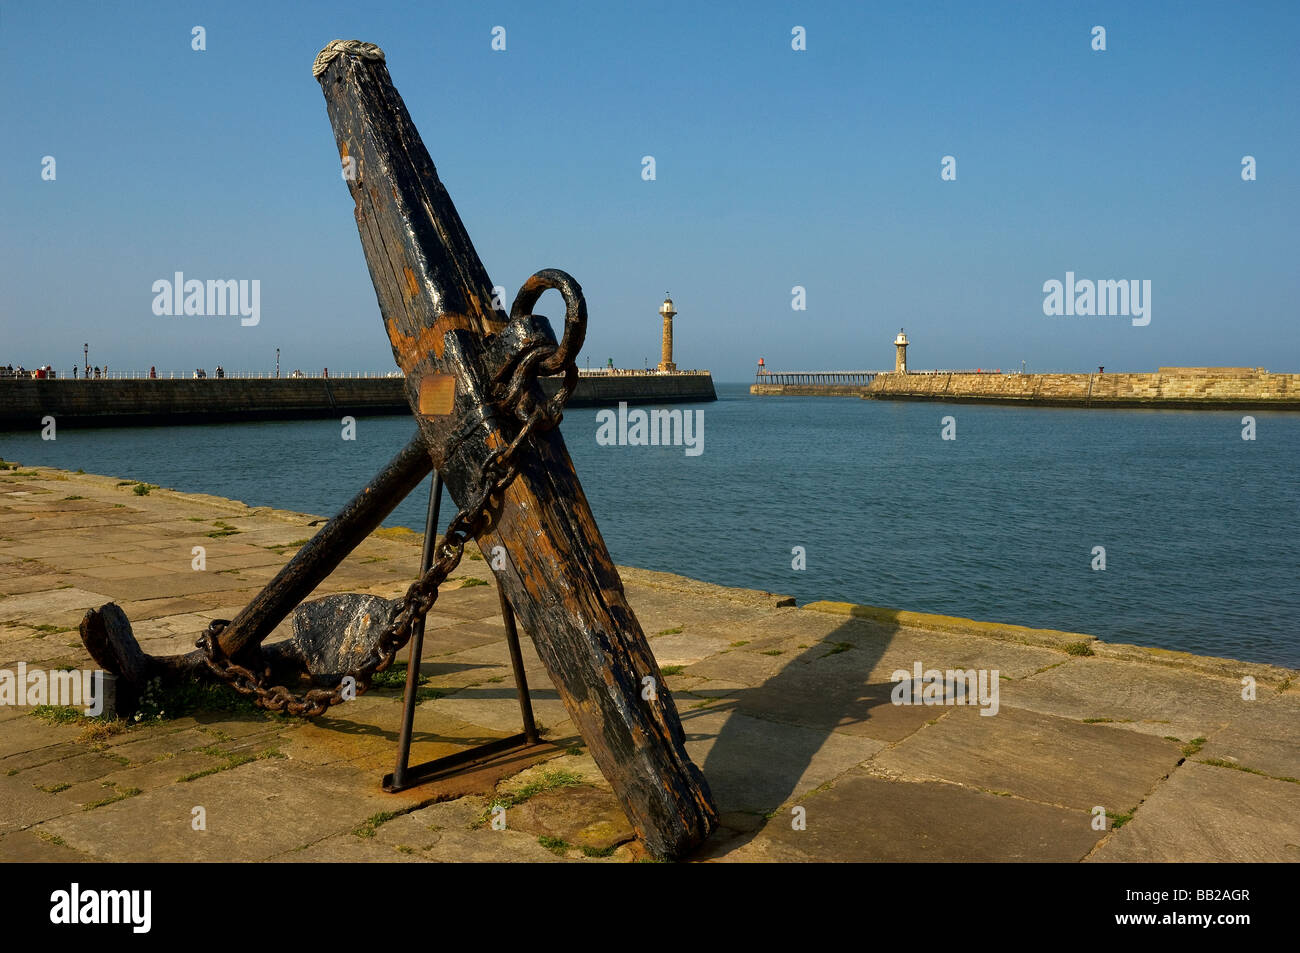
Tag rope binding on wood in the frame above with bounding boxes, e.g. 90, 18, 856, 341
312, 40, 385, 78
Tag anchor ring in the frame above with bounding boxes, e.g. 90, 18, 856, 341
509, 268, 587, 375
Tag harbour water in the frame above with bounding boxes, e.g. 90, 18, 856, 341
4, 383, 1297, 667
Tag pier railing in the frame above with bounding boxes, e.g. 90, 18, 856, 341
753, 369, 1021, 384
2, 367, 713, 381
578, 368, 711, 377
754, 371, 881, 385
0, 369, 404, 381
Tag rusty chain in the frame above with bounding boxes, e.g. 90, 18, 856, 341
197, 272, 585, 716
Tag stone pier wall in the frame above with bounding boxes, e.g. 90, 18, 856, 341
749, 370, 1300, 409
864, 370, 1300, 408
0, 373, 717, 430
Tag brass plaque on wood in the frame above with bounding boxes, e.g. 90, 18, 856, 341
417, 374, 456, 415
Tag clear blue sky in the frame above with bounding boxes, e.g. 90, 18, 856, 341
3, 1, 1297, 380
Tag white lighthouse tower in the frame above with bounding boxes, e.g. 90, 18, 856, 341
894, 328, 909, 374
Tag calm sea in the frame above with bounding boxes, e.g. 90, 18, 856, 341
4, 383, 1298, 667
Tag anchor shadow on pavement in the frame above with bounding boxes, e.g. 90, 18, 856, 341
679, 614, 917, 854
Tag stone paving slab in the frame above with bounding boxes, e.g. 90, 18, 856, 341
0, 572, 88, 595
0, 587, 116, 623
18, 750, 129, 789
424, 685, 570, 735
269, 832, 431, 863
0, 636, 81, 666
871, 705, 1182, 814
0, 720, 84, 760
1085, 761, 1300, 862
1, 463, 1296, 862
1197, 690, 1300, 781
52, 751, 228, 808
678, 707, 887, 813
0, 828, 90, 861
999, 657, 1254, 741
706, 769, 1102, 862
504, 784, 637, 852
36, 757, 439, 862
644, 630, 737, 666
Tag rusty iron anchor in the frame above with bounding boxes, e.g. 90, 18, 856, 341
77, 39, 718, 860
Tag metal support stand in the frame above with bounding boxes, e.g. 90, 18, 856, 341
382, 471, 541, 793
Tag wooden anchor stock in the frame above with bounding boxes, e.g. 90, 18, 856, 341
314, 40, 717, 858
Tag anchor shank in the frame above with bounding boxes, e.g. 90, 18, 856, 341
316, 42, 717, 860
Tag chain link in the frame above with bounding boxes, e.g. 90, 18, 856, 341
197, 322, 580, 717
